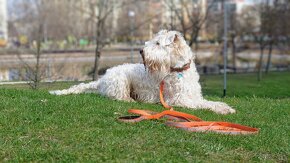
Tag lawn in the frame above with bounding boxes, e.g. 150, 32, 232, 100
0, 72, 289, 162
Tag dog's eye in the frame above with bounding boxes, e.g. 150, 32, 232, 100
156, 42, 160, 45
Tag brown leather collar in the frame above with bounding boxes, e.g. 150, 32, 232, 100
170, 61, 191, 72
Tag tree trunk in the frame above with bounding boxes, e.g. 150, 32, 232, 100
231, 35, 236, 73
33, 24, 43, 89
93, 49, 101, 81
93, 20, 102, 81
189, 28, 200, 48
257, 45, 264, 81
34, 40, 41, 89
194, 39, 199, 52
189, 33, 199, 63
265, 41, 273, 74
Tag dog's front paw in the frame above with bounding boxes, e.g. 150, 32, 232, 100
212, 102, 236, 114
215, 107, 236, 114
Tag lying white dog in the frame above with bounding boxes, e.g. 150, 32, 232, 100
50, 30, 235, 114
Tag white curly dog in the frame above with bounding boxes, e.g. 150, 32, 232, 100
50, 30, 235, 114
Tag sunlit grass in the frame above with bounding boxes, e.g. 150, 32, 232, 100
0, 72, 289, 162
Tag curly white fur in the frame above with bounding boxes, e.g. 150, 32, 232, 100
50, 30, 235, 114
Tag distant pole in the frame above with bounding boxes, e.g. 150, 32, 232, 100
223, 1, 228, 97
128, 11, 135, 63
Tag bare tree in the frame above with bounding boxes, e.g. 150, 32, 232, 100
165, 0, 214, 52
27, 25, 43, 89
256, 35, 268, 81
256, 0, 280, 79
264, 0, 290, 74
228, 5, 260, 73
115, 0, 161, 41
228, 11, 238, 73
77, 0, 129, 80
9, 0, 88, 46
15, 0, 47, 89
263, 0, 276, 75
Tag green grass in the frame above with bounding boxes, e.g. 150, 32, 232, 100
0, 72, 289, 162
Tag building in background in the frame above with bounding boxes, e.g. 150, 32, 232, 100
207, 0, 255, 14
0, 0, 7, 46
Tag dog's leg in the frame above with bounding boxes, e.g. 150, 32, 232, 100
194, 100, 236, 114
176, 98, 235, 114
49, 81, 99, 95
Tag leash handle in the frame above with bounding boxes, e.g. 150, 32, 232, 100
119, 80, 259, 135
165, 121, 259, 135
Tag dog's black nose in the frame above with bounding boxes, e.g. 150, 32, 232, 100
139, 49, 144, 54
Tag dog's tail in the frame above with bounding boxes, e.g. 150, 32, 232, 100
49, 81, 100, 95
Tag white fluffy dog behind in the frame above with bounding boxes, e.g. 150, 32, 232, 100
50, 30, 235, 114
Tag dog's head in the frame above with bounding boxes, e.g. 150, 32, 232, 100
140, 30, 194, 74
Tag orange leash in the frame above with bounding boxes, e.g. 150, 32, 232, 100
159, 80, 172, 109
118, 109, 202, 122
118, 80, 259, 135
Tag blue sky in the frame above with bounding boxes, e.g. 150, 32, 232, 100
7, 0, 27, 19
7, 0, 16, 13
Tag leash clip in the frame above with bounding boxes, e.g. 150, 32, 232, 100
177, 73, 183, 79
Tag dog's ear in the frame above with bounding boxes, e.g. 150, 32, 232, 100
166, 34, 178, 45
171, 34, 181, 47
